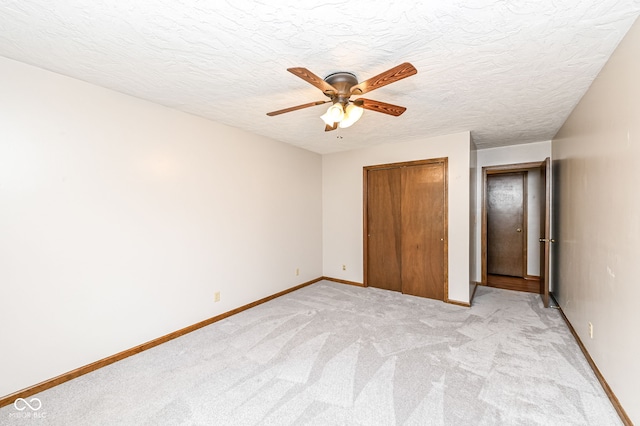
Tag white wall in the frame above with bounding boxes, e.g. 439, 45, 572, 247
0, 56, 323, 397
552, 16, 640, 424
472, 141, 552, 281
322, 132, 471, 304
469, 141, 478, 296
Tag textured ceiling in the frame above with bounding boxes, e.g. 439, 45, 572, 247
1, 1, 639, 154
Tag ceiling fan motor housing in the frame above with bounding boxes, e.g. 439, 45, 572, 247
324, 72, 358, 104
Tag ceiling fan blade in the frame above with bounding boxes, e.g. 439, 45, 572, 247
288, 67, 337, 95
350, 62, 417, 95
266, 100, 331, 116
354, 98, 407, 116
325, 122, 338, 132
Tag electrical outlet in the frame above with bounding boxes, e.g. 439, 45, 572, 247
214, 291, 221, 303
588, 322, 593, 339
342, 264, 346, 271
296, 268, 300, 276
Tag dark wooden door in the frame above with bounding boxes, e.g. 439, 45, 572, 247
401, 163, 445, 300
487, 172, 525, 277
366, 167, 402, 292
539, 157, 551, 307
365, 159, 447, 301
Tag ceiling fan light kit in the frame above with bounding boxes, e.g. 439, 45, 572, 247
321, 103, 345, 126
267, 63, 417, 133
338, 104, 364, 129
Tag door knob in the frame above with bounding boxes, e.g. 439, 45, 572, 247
516, 228, 522, 232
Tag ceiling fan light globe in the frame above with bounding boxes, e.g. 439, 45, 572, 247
327, 104, 344, 122
339, 104, 364, 128
320, 111, 335, 126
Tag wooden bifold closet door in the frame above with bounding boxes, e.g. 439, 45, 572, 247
365, 158, 447, 301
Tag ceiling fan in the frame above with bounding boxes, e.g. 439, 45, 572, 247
266, 62, 417, 132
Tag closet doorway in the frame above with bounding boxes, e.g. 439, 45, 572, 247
363, 158, 448, 301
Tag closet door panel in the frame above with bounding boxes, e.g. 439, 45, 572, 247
367, 167, 402, 292
400, 163, 445, 300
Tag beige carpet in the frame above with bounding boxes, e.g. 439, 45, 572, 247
0, 281, 621, 425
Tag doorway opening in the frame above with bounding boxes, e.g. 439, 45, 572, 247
481, 159, 551, 307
